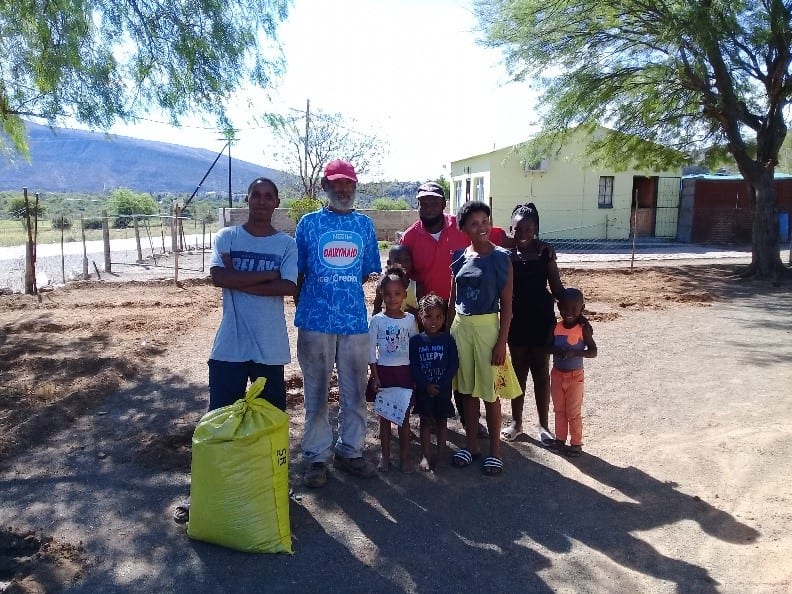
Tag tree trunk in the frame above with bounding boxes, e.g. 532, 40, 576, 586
748, 171, 785, 279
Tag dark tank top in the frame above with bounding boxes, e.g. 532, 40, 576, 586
508, 249, 556, 347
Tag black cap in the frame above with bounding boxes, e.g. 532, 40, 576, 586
416, 181, 445, 200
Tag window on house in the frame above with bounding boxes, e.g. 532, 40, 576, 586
474, 177, 485, 201
598, 176, 614, 208
454, 181, 463, 209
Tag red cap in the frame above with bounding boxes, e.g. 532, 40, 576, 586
324, 159, 358, 182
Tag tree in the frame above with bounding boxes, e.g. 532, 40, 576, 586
265, 109, 385, 199
434, 175, 451, 201
1, 1, 289, 158
476, 0, 792, 280
5, 196, 46, 220
370, 198, 410, 210
287, 196, 322, 224
109, 188, 157, 228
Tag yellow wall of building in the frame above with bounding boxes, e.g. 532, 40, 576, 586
450, 129, 680, 240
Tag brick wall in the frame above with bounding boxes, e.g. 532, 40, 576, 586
681, 178, 792, 243
219, 208, 419, 241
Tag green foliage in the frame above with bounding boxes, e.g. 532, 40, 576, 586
476, 0, 792, 275
109, 188, 157, 228
1, 1, 290, 157
287, 196, 322, 224
51, 215, 72, 230
476, 1, 791, 172
82, 218, 104, 230
5, 196, 46, 219
192, 201, 219, 225
434, 176, 450, 201
378, 241, 392, 251
370, 198, 410, 211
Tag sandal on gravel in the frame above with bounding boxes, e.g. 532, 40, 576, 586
565, 444, 583, 458
482, 456, 504, 476
500, 424, 522, 442
173, 503, 190, 524
548, 439, 566, 451
452, 449, 480, 468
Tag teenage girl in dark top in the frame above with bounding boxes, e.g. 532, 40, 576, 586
501, 203, 566, 442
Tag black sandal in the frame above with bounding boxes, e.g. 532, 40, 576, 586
452, 449, 480, 467
173, 503, 190, 524
482, 456, 503, 475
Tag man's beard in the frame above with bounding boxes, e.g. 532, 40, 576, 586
419, 213, 443, 228
326, 189, 356, 211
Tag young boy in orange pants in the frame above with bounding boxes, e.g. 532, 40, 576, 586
549, 288, 597, 457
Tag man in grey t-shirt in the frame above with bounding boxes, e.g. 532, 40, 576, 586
173, 177, 297, 525
207, 177, 298, 411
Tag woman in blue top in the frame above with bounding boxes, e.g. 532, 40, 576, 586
448, 201, 521, 475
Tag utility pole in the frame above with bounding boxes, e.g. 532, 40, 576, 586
305, 98, 310, 196
228, 137, 232, 208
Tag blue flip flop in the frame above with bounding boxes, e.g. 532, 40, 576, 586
452, 448, 480, 467
482, 456, 504, 476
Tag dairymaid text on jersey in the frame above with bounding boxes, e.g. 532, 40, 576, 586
318, 231, 363, 269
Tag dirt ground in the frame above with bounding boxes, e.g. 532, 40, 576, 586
0, 262, 790, 593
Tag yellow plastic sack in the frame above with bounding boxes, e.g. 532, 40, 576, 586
187, 378, 292, 554
494, 357, 522, 400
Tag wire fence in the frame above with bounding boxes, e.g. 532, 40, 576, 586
0, 212, 215, 293
2, 204, 786, 293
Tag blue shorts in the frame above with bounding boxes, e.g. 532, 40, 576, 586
207, 359, 286, 411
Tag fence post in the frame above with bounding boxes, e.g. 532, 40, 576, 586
171, 204, 178, 255
173, 204, 180, 284
630, 193, 638, 271
60, 211, 65, 284
23, 187, 36, 294
202, 221, 206, 273
102, 209, 111, 273
133, 214, 143, 262
81, 214, 89, 279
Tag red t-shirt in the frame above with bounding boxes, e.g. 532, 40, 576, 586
400, 215, 469, 301
490, 226, 509, 248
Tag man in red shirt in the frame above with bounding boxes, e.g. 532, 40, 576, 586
401, 182, 503, 438
399, 184, 512, 298
399, 181, 469, 301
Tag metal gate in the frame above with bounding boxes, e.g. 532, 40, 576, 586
655, 176, 681, 238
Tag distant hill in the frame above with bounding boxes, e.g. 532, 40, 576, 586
0, 122, 288, 194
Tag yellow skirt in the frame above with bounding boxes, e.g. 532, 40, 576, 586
450, 313, 521, 402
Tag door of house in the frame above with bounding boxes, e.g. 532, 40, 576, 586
654, 176, 681, 238
630, 177, 656, 237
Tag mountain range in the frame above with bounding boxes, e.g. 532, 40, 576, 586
0, 122, 286, 194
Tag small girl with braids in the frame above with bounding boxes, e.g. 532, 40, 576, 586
368, 266, 418, 472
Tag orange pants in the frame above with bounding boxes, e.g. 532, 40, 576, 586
551, 368, 585, 445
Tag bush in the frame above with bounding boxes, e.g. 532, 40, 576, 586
51, 215, 72, 230
109, 188, 157, 228
5, 196, 46, 219
288, 196, 322, 223
82, 218, 104, 230
371, 198, 410, 210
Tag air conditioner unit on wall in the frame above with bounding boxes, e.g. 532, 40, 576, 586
524, 158, 549, 173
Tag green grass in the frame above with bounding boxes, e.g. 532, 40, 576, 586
0, 218, 223, 247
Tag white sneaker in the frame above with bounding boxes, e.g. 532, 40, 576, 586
538, 426, 555, 445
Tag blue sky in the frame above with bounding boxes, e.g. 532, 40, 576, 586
108, 0, 540, 182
